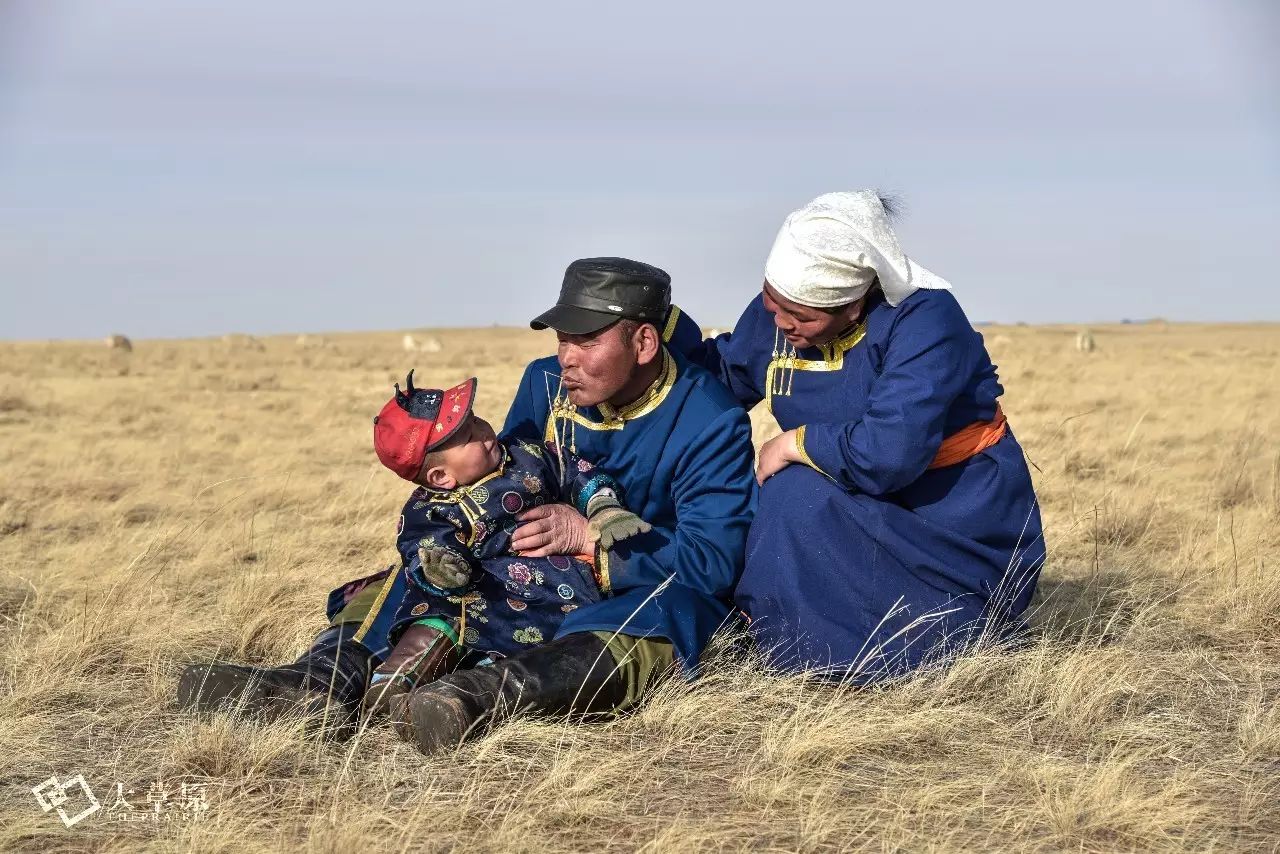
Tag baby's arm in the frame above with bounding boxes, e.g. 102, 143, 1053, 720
396, 493, 480, 595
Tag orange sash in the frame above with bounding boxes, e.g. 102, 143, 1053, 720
928, 405, 1008, 470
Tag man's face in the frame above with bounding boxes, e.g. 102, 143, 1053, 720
556, 322, 639, 408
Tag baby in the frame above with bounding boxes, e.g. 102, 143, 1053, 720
361, 371, 649, 716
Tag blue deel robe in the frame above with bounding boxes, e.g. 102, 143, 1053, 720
680, 289, 1045, 679
501, 340, 758, 670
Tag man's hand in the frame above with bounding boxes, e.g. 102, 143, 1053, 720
756, 429, 801, 485
512, 503, 589, 557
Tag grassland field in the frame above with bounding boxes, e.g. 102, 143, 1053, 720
1, 321, 1277, 852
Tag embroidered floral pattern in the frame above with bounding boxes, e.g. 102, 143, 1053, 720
513, 627, 544, 645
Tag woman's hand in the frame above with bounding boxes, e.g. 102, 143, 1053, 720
756, 429, 801, 485
512, 504, 589, 557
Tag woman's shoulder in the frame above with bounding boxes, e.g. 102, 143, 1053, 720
880, 287, 972, 332
672, 350, 750, 420
722, 292, 774, 348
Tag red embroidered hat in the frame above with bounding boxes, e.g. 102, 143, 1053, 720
373, 371, 478, 480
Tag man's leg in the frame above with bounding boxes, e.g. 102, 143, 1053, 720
591, 631, 675, 711
175, 622, 372, 738
393, 631, 674, 754
176, 568, 406, 737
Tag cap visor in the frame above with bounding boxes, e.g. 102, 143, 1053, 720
425, 377, 478, 452
529, 304, 620, 335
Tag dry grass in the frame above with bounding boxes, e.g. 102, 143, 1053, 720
2, 322, 1278, 852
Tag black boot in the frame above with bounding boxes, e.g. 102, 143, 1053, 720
394, 632, 629, 754
176, 624, 372, 738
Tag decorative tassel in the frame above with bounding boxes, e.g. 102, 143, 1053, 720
771, 327, 782, 395
786, 341, 796, 396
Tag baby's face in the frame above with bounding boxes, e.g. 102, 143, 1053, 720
434, 414, 502, 486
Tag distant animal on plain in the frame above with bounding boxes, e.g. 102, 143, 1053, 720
402, 334, 442, 353
222, 333, 266, 351
295, 334, 330, 349
105, 334, 132, 352
1076, 330, 1096, 353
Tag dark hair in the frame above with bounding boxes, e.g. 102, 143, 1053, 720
876, 191, 903, 223
615, 318, 658, 340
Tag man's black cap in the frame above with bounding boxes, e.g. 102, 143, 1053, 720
530, 257, 672, 335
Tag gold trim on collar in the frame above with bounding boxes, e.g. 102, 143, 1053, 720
543, 347, 678, 441
765, 321, 867, 414
599, 347, 676, 421
661, 305, 682, 343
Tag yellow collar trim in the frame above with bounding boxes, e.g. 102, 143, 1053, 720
598, 347, 676, 421
661, 305, 683, 343
543, 347, 677, 441
765, 321, 867, 413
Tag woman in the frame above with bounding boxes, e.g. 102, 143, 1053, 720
688, 190, 1045, 679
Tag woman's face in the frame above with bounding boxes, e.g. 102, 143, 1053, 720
761, 281, 864, 350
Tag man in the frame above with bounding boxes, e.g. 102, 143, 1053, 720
178, 258, 756, 750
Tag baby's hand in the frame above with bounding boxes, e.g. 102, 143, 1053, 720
416, 546, 471, 592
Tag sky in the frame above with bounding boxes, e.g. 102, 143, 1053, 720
0, 1, 1277, 339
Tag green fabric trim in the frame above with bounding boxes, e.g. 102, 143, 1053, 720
413, 616, 460, 646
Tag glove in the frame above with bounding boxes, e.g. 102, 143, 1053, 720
415, 545, 472, 592
586, 505, 653, 550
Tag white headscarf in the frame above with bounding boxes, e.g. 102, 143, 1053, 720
763, 190, 952, 308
